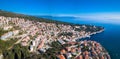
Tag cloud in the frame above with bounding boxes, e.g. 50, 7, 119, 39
52, 13, 120, 24
77, 13, 120, 24
50, 14, 77, 17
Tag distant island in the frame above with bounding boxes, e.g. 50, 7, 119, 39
0, 10, 110, 59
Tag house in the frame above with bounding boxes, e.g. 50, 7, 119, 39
39, 48, 46, 53
58, 39, 65, 44
21, 36, 30, 46
3, 26, 13, 30
13, 30, 19, 35
37, 39, 45, 49
76, 55, 83, 59
30, 45, 34, 52
1, 32, 13, 40
58, 54, 66, 59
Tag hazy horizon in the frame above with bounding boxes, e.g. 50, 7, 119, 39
1, 0, 120, 24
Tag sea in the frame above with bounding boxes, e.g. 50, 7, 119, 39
39, 16, 120, 59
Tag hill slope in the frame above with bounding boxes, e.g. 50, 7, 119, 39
0, 10, 77, 25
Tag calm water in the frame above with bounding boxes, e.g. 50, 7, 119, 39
40, 16, 120, 59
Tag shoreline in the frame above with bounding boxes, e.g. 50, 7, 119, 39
74, 29, 105, 42
65, 28, 111, 59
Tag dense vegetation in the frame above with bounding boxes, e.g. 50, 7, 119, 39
0, 40, 62, 59
3, 44, 29, 59
0, 39, 17, 53
0, 28, 8, 37
26, 41, 63, 59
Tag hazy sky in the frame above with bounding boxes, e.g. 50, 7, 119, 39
1, 0, 120, 24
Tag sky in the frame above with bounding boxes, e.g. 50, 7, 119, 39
1, 0, 120, 24
0, 0, 120, 15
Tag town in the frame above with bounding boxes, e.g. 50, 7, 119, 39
0, 15, 107, 59
56, 40, 110, 59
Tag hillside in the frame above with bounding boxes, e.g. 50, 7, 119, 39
0, 10, 77, 25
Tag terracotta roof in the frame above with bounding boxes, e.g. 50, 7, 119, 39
76, 55, 83, 59
61, 49, 66, 54
58, 55, 66, 59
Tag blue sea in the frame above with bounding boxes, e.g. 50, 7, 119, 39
39, 16, 120, 59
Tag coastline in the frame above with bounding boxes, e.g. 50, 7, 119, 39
79, 28, 111, 59
69, 28, 111, 59
74, 28, 105, 42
